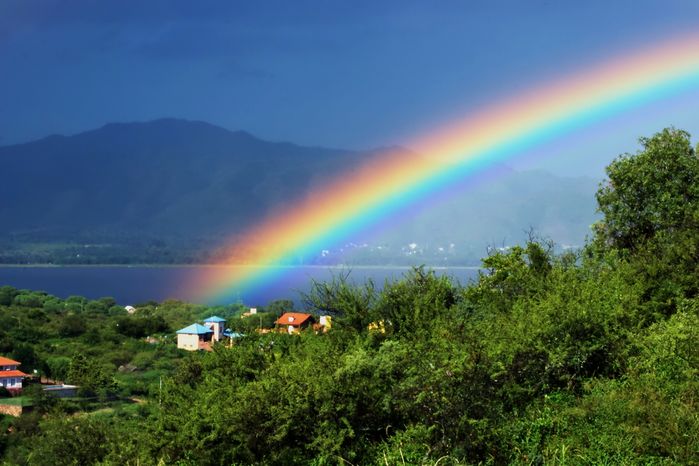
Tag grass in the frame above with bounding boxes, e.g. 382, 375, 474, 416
0, 396, 30, 407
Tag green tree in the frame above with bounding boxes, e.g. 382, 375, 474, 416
11, 343, 39, 373
116, 315, 169, 338
58, 314, 86, 337
25, 416, 112, 466
263, 299, 294, 317
23, 384, 56, 414
45, 356, 71, 382
0, 286, 16, 306
12, 291, 45, 308
304, 272, 376, 332
592, 128, 699, 316
595, 128, 699, 252
373, 266, 456, 337
66, 354, 116, 397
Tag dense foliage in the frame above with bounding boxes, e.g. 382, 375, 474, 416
1, 128, 698, 464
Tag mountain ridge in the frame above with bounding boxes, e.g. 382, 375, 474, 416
0, 118, 599, 264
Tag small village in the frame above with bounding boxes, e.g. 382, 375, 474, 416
0, 305, 334, 415
175, 309, 332, 351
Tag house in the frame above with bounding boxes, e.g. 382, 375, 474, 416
313, 315, 333, 333
42, 384, 78, 398
176, 316, 243, 350
275, 312, 315, 334
203, 316, 226, 342
176, 323, 214, 351
241, 308, 257, 318
368, 320, 387, 334
319, 315, 332, 330
0, 357, 27, 395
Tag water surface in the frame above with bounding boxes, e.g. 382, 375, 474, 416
0, 265, 480, 307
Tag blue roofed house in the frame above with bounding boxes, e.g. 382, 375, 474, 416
176, 316, 244, 351
224, 330, 244, 339
203, 316, 226, 342
176, 323, 214, 351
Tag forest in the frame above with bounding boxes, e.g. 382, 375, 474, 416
0, 128, 697, 465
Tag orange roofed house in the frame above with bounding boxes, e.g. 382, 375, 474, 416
275, 312, 315, 334
0, 357, 27, 395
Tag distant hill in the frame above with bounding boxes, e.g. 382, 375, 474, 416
0, 119, 599, 264
365, 169, 599, 263
0, 118, 371, 237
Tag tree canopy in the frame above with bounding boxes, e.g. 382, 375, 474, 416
595, 128, 699, 251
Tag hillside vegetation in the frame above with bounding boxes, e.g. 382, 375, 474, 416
0, 128, 697, 464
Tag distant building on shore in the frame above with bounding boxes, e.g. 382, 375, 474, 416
241, 308, 257, 318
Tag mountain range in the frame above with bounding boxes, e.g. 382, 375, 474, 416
0, 119, 600, 264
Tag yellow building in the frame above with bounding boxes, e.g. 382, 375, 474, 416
368, 320, 387, 334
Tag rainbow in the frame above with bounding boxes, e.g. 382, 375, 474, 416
192, 33, 699, 304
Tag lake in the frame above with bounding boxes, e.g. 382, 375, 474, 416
0, 265, 481, 307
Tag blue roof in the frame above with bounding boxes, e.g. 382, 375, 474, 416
176, 323, 213, 335
223, 329, 244, 339
203, 315, 226, 323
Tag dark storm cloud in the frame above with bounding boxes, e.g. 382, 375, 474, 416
216, 59, 275, 80
2, 0, 699, 177
0, 0, 237, 28
132, 25, 238, 61
0, 0, 376, 64
0, 0, 384, 34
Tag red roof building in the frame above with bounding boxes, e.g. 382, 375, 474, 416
275, 312, 315, 334
0, 357, 27, 395
0, 357, 20, 366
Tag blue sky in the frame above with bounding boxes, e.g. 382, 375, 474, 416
2, 0, 699, 176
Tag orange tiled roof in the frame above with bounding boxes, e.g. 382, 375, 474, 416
0, 357, 20, 366
275, 312, 313, 327
0, 370, 27, 378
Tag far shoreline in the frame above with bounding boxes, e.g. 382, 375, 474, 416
0, 263, 482, 270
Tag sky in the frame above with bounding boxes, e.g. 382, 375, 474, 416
2, 0, 699, 177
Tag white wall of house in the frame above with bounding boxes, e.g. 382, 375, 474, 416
0, 377, 22, 389
205, 322, 224, 341
177, 333, 200, 351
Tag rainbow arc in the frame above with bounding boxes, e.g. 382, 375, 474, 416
192, 33, 699, 304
